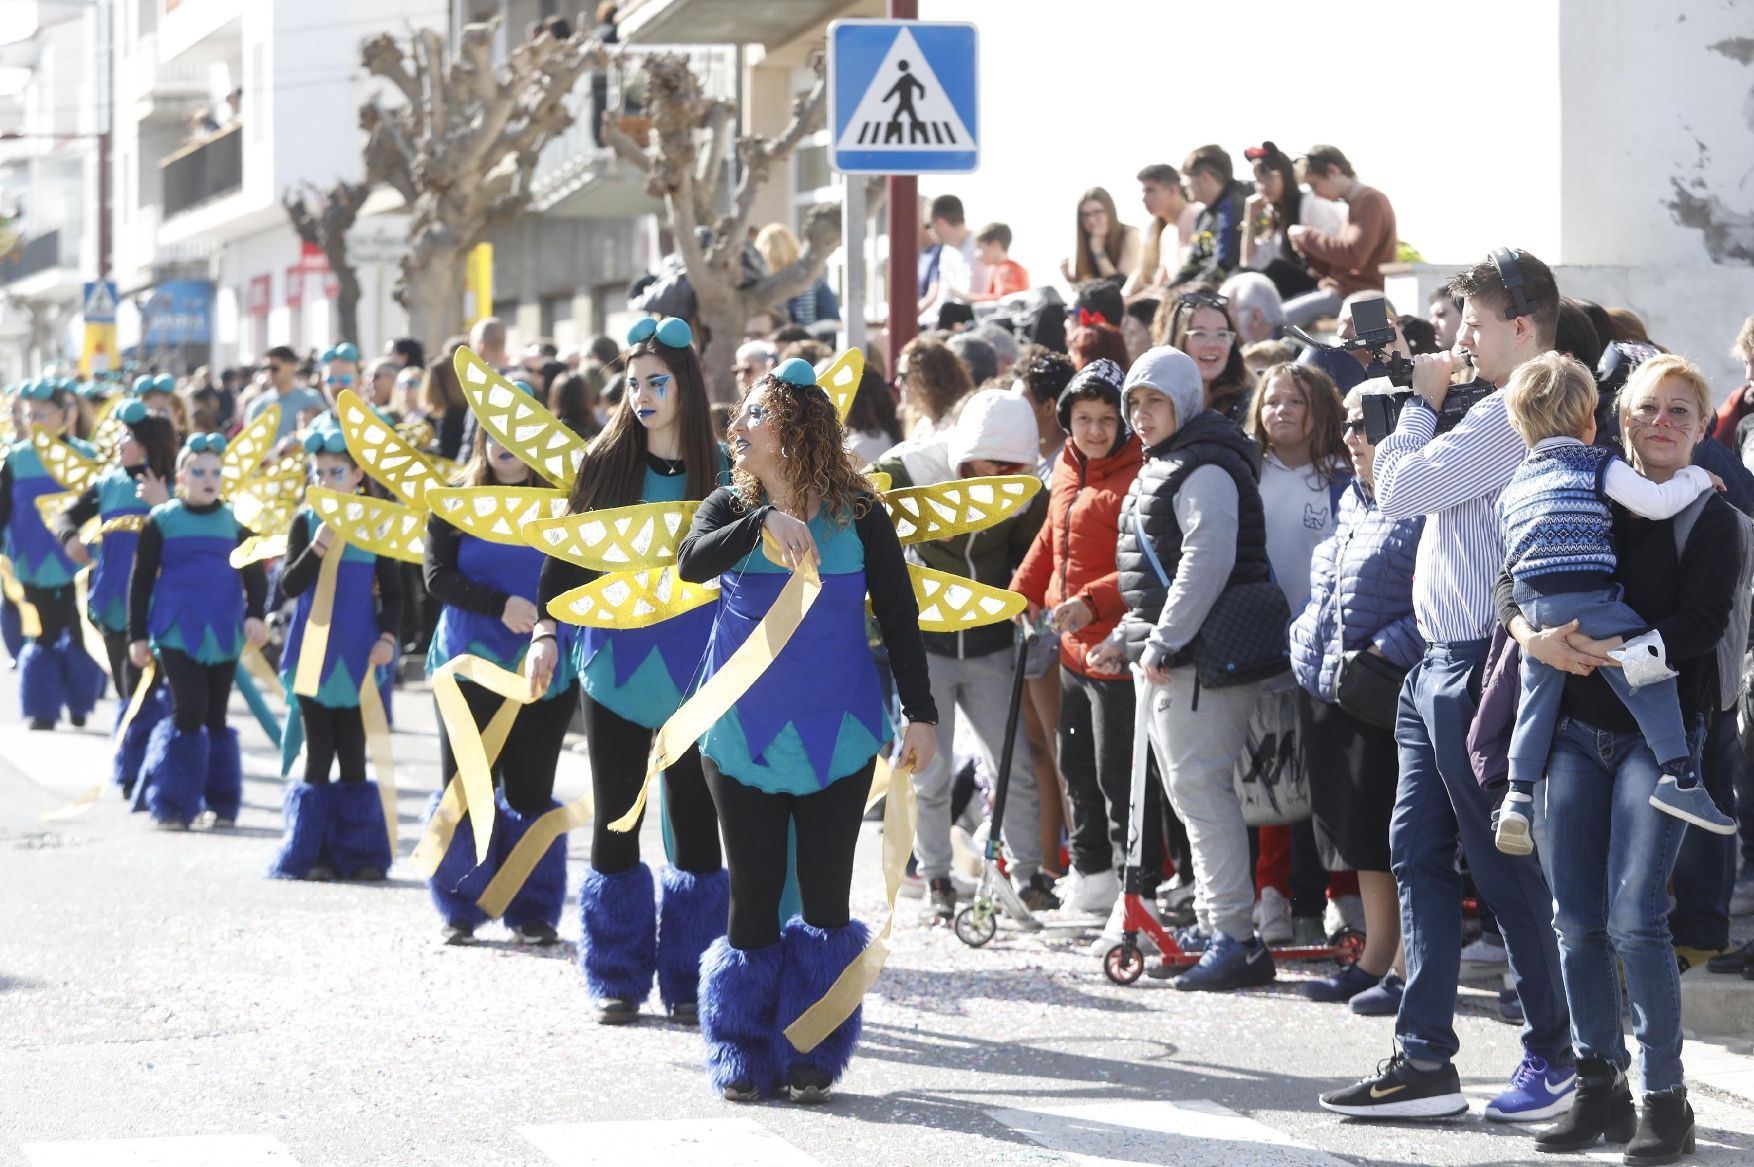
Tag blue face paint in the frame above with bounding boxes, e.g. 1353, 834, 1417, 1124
649, 374, 671, 399
745, 402, 767, 427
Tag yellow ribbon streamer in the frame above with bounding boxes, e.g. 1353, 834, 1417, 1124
783, 756, 916, 1054
358, 669, 398, 851
239, 644, 285, 702
72, 566, 108, 666
428, 654, 541, 864
291, 546, 342, 699
114, 659, 158, 742
0, 555, 42, 638
409, 696, 522, 876
474, 784, 595, 919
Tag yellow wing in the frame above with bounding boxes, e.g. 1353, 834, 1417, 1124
31, 428, 100, 493
905, 564, 1028, 632
238, 450, 308, 505
867, 471, 892, 493
425, 486, 569, 546
882, 475, 1043, 545
33, 491, 77, 528
335, 389, 448, 510
522, 500, 700, 572
304, 486, 425, 565
429, 455, 466, 483
546, 567, 717, 629
396, 417, 436, 451
230, 486, 299, 540
221, 405, 280, 498
816, 348, 864, 424
230, 532, 288, 569
453, 346, 586, 489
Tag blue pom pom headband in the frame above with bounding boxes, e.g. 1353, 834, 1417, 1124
626, 316, 693, 350
115, 399, 149, 425
18, 380, 58, 401
302, 428, 349, 455
183, 432, 227, 455
771, 357, 820, 391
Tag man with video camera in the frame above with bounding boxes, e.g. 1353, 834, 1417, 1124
1319, 250, 1575, 1123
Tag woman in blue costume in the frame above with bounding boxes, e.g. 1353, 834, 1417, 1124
676, 358, 938, 1103
0, 379, 107, 729
127, 433, 269, 829
526, 316, 728, 1026
52, 399, 180, 793
268, 418, 403, 881
423, 406, 581, 945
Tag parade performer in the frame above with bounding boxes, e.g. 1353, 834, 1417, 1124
268, 417, 402, 880
422, 404, 581, 944
674, 357, 940, 1103
51, 399, 180, 793
525, 316, 729, 1025
127, 433, 268, 829
0, 378, 107, 730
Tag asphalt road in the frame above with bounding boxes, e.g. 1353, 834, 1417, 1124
3, 663, 1753, 1166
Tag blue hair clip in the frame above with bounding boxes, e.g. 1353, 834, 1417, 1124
626, 316, 693, 349
302, 428, 349, 456
116, 400, 149, 425
151, 373, 175, 393
184, 432, 227, 455
772, 357, 819, 389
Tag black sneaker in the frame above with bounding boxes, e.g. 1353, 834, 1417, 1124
69, 714, 85, 728
668, 1000, 699, 1026
440, 922, 477, 946
787, 1066, 834, 1104
1019, 873, 1061, 912
1319, 1052, 1469, 1120
349, 866, 387, 882
28, 718, 52, 731
927, 876, 956, 923
512, 920, 559, 946
596, 998, 640, 1025
723, 1078, 762, 1103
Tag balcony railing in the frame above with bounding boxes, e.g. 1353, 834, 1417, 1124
160, 123, 242, 218
0, 230, 62, 285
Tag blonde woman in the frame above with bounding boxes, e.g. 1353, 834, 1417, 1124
753, 224, 841, 331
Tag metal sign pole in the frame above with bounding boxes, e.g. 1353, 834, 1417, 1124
843, 176, 867, 353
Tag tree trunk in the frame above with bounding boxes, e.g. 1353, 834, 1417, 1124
402, 246, 466, 351
698, 297, 747, 402
330, 249, 362, 348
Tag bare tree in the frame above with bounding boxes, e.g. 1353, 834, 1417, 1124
605, 52, 839, 398
282, 180, 370, 347
359, 17, 607, 346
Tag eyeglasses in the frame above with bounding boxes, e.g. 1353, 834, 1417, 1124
1184, 329, 1235, 344
1343, 418, 1368, 435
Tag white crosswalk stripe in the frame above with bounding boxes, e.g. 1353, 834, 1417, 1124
987, 1100, 1349, 1167
21, 1134, 300, 1167
521, 1118, 823, 1166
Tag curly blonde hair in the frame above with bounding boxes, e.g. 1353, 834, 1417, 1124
730, 377, 872, 524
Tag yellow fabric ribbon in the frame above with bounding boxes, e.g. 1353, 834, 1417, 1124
72, 566, 108, 666
783, 755, 916, 1054
409, 695, 522, 876
427, 654, 540, 864
358, 669, 398, 851
114, 659, 159, 742
474, 785, 595, 919
291, 546, 341, 699
0, 555, 42, 637
239, 644, 285, 702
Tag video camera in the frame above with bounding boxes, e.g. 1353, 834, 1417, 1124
1281, 296, 1492, 445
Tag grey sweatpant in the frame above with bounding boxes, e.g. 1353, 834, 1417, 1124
1145, 666, 1265, 941
912, 649, 1041, 882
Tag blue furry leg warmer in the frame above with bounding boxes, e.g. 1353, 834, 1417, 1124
112, 687, 168, 796
56, 636, 107, 719
268, 782, 334, 879
142, 722, 210, 826
698, 937, 785, 1097
775, 917, 870, 1087
425, 791, 496, 929
499, 795, 567, 931
18, 641, 66, 724
328, 779, 392, 877
204, 727, 242, 822
657, 866, 729, 1010
577, 863, 656, 1003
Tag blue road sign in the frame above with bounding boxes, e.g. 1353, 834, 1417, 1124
829, 20, 978, 175
82, 280, 118, 324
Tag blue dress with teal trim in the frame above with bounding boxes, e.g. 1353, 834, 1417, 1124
4, 436, 98, 589
428, 530, 577, 700
698, 511, 890, 797
146, 500, 248, 664
88, 468, 150, 633
281, 508, 381, 708
575, 457, 725, 729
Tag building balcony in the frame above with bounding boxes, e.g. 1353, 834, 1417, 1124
0, 229, 61, 285
161, 123, 241, 219
126, 32, 214, 124
156, 0, 243, 68
616, 0, 864, 48
0, 227, 80, 300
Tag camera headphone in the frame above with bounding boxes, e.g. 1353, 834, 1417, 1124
1488, 247, 1534, 320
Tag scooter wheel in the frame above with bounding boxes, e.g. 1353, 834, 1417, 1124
1103, 942, 1145, 986
1331, 927, 1367, 968
954, 904, 997, 948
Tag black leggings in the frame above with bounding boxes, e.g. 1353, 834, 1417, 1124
435, 678, 583, 814
158, 647, 235, 734
104, 630, 145, 705
581, 692, 721, 875
22, 583, 78, 646
298, 696, 367, 784
703, 755, 871, 950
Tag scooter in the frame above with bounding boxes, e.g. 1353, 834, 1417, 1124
1101, 667, 1365, 985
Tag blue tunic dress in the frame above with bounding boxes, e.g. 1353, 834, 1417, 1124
146, 500, 248, 664
428, 530, 578, 700
281, 508, 382, 708
88, 468, 150, 634
5, 436, 98, 589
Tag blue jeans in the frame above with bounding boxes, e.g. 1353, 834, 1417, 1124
1669, 710, 1740, 949
1390, 641, 1572, 1069
1511, 583, 1689, 782
1545, 716, 1695, 1091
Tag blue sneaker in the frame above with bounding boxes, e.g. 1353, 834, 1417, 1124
1173, 933, 1275, 993
1650, 777, 1738, 834
1484, 1052, 1576, 1122
1300, 962, 1380, 1003
1349, 971, 1404, 1016
1173, 924, 1211, 955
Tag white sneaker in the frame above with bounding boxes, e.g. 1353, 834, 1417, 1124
1731, 870, 1754, 917
1067, 866, 1120, 914
1325, 894, 1366, 936
1085, 894, 1131, 958
1461, 936, 1509, 965
1255, 886, 1293, 946
1160, 874, 1195, 910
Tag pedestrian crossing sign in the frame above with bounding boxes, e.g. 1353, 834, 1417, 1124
829, 20, 978, 175
82, 280, 118, 324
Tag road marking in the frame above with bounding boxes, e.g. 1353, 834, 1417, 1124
521, 1118, 821, 1166
21, 1134, 300, 1166
987, 1100, 1347, 1166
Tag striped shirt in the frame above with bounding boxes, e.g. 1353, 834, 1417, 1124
1373, 392, 1526, 644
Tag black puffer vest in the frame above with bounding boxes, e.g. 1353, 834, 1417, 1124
1116, 410, 1269, 651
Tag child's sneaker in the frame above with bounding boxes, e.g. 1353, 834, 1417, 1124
1018, 873, 1060, 912
1650, 773, 1737, 834
1493, 789, 1535, 855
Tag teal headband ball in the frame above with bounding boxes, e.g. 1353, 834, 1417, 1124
115, 399, 149, 425
21, 381, 56, 401
151, 374, 175, 393
511, 380, 535, 396
131, 375, 153, 396
183, 432, 227, 455
322, 342, 359, 364
302, 428, 348, 455
773, 357, 818, 388
626, 316, 693, 349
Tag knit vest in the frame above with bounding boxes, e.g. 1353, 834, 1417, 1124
1116, 411, 1270, 638
1499, 442, 1615, 582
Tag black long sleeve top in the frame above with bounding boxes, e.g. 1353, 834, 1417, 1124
676, 487, 938, 726
127, 501, 269, 642
280, 512, 404, 636
50, 483, 101, 545
0, 461, 13, 541
1495, 496, 1739, 731
425, 514, 512, 617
